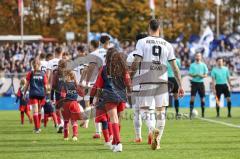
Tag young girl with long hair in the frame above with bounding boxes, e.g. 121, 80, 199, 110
91, 48, 131, 152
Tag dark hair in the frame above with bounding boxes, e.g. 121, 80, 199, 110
46, 53, 53, 61
77, 45, 85, 53
55, 47, 62, 55
136, 33, 148, 42
100, 35, 110, 44
91, 40, 99, 49
106, 48, 128, 77
149, 19, 160, 32
216, 57, 223, 61
39, 53, 46, 60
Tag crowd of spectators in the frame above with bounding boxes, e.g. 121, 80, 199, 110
0, 40, 240, 76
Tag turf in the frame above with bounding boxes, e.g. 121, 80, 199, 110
0, 108, 240, 159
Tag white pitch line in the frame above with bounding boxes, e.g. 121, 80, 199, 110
196, 117, 240, 129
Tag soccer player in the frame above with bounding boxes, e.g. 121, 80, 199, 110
74, 45, 89, 128
189, 53, 208, 118
211, 57, 232, 117
93, 48, 131, 152
23, 59, 48, 133
83, 35, 110, 139
167, 57, 181, 118
47, 47, 64, 133
40, 53, 48, 73
16, 79, 32, 125
130, 19, 184, 150
127, 33, 155, 143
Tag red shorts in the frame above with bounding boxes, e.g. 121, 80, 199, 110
19, 105, 30, 112
29, 98, 45, 106
105, 102, 126, 113
61, 101, 82, 121
95, 109, 109, 123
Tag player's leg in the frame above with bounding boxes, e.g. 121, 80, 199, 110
25, 105, 32, 123
71, 120, 78, 141
31, 99, 40, 133
224, 85, 232, 117
44, 113, 49, 127
107, 103, 122, 152
133, 108, 142, 142
174, 93, 179, 118
51, 112, 58, 127
190, 82, 197, 119
140, 108, 155, 144
153, 106, 166, 150
199, 83, 206, 118
63, 120, 69, 140
20, 111, 24, 125
38, 100, 42, 128
215, 85, 221, 117
152, 92, 168, 150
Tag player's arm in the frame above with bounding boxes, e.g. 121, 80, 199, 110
43, 74, 48, 95
199, 64, 208, 78
16, 89, 20, 103
211, 78, 216, 94
169, 60, 184, 97
130, 56, 142, 79
227, 70, 232, 90
89, 68, 104, 105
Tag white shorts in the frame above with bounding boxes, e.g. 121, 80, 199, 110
136, 84, 169, 109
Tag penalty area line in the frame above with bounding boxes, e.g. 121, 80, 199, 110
196, 117, 240, 129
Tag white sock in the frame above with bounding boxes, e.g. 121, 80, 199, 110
140, 109, 156, 134
156, 110, 166, 143
95, 122, 101, 134
134, 109, 142, 139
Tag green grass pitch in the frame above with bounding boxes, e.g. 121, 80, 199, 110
0, 108, 240, 159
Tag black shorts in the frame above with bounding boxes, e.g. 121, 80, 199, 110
215, 84, 230, 98
168, 77, 179, 94
191, 82, 205, 98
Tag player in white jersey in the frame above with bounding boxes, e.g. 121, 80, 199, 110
128, 33, 156, 144
73, 45, 91, 128
83, 35, 110, 139
47, 47, 64, 133
39, 53, 49, 122
39, 53, 48, 73
131, 19, 184, 150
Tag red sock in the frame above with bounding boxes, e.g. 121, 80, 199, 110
20, 112, 24, 124
72, 120, 78, 137
33, 113, 39, 129
56, 110, 62, 125
38, 113, 42, 128
51, 112, 58, 126
44, 114, 49, 127
108, 122, 113, 137
64, 120, 69, 138
102, 129, 110, 142
112, 136, 116, 145
25, 111, 32, 123
112, 123, 120, 144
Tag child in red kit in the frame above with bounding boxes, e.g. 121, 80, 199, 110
56, 60, 85, 141
16, 79, 32, 125
23, 59, 48, 133
91, 48, 131, 152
